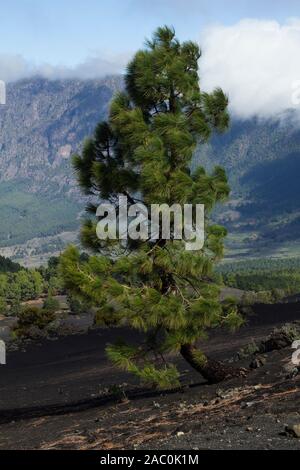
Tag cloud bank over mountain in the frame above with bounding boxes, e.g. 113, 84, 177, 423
0, 52, 127, 83
1, 19, 300, 119
200, 19, 300, 119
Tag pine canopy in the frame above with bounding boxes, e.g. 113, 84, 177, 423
60, 26, 243, 389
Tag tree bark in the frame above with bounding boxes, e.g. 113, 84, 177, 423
180, 343, 248, 384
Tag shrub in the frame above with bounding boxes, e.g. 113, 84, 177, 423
9, 299, 22, 316
0, 297, 7, 316
42, 296, 60, 314
67, 294, 87, 315
14, 305, 56, 337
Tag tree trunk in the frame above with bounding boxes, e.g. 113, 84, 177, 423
180, 343, 247, 384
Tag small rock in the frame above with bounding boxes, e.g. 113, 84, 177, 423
285, 424, 300, 438
285, 367, 299, 379
241, 401, 255, 409
176, 431, 185, 437
250, 356, 266, 369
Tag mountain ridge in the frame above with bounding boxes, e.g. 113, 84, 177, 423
0, 76, 300, 263
0, 76, 122, 257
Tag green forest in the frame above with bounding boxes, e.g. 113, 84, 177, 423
219, 257, 300, 295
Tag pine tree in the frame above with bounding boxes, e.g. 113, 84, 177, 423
60, 26, 245, 389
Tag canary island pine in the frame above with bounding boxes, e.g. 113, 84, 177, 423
60, 26, 245, 389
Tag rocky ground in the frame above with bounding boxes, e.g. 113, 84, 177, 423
0, 304, 299, 450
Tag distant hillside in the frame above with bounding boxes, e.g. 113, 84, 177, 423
193, 115, 300, 258
0, 76, 122, 258
0, 77, 300, 263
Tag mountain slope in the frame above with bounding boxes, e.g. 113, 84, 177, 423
0, 76, 122, 254
1, 77, 300, 263
193, 115, 300, 258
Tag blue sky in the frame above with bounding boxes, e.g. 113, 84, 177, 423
1, 0, 300, 119
0, 0, 299, 66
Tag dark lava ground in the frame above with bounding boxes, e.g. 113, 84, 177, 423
0, 302, 299, 450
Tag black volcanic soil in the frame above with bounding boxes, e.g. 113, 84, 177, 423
0, 302, 299, 450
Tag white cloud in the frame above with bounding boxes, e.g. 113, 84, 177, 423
200, 18, 300, 119
3, 18, 300, 120
0, 55, 33, 83
0, 52, 127, 83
